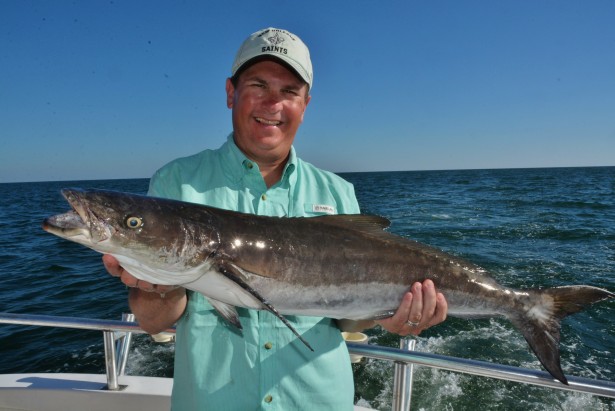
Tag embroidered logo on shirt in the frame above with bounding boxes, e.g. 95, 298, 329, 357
312, 204, 336, 215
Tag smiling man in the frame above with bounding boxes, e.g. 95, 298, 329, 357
103, 27, 447, 410
227, 58, 310, 187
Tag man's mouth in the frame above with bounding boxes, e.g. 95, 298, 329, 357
255, 117, 282, 126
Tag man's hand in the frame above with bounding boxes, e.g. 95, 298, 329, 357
102, 254, 179, 296
376, 279, 447, 336
102, 254, 187, 334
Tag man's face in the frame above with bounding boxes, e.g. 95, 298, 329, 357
226, 60, 311, 164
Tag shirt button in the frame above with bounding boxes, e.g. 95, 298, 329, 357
246, 162, 254, 169
261, 194, 267, 201
264, 342, 273, 350
264, 394, 273, 403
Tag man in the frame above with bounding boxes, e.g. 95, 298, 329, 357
104, 27, 447, 410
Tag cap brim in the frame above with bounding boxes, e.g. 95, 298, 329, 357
233, 55, 311, 87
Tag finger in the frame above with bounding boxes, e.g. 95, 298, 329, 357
421, 279, 438, 325
433, 292, 448, 324
119, 271, 139, 288
153, 284, 181, 294
373, 291, 412, 334
102, 254, 122, 277
407, 282, 423, 325
136, 279, 156, 292
121, 273, 156, 292
391, 291, 413, 332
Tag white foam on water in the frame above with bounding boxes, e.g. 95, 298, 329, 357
359, 318, 615, 410
559, 393, 612, 411
125, 334, 175, 377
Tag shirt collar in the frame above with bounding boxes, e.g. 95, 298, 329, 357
222, 133, 297, 186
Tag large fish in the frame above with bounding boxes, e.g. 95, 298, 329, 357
43, 188, 613, 384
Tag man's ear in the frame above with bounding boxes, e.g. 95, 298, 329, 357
300, 94, 311, 122
225, 78, 235, 109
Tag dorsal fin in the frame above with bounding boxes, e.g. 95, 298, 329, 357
307, 214, 441, 252
309, 214, 391, 233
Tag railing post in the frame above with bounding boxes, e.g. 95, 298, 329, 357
103, 330, 119, 390
116, 313, 135, 376
391, 338, 416, 411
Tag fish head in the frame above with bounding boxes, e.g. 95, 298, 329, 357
43, 188, 218, 285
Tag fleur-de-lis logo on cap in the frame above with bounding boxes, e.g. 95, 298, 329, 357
267, 32, 285, 46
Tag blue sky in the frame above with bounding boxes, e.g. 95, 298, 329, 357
1, 1, 614, 183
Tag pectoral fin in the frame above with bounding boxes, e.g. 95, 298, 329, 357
217, 262, 314, 351
207, 297, 242, 330
370, 310, 396, 320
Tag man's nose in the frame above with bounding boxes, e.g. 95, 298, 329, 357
261, 90, 284, 110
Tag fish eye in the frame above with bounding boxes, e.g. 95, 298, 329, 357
125, 216, 143, 229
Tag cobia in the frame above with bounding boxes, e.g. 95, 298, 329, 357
43, 188, 614, 384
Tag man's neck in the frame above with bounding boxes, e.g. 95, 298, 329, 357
231, 135, 291, 188
258, 160, 286, 188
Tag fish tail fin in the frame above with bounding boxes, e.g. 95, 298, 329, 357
511, 285, 614, 385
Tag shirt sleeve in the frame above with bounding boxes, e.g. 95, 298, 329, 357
337, 182, 361, 214
147, 166, 182, 200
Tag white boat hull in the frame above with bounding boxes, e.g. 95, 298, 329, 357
0, 373, 171, 411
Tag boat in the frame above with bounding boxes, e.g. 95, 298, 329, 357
1, 312, 614, 411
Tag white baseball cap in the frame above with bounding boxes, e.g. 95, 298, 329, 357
231, 28, 313, 89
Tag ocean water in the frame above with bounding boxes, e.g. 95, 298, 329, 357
0, 167, 614, 410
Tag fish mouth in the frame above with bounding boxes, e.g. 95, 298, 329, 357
42, 188, 108, 243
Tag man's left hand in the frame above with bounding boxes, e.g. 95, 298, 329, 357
376, 279, 447, 336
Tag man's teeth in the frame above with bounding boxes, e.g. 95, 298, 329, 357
256, 117, 281, 126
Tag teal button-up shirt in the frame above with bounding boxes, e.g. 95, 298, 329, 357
148, 135, 360, 410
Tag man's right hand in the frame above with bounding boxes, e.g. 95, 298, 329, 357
103, 254, 187, 334
103, 254, 180, 295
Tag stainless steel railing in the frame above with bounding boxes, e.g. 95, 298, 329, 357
345, 341, 615, 400
0, 312, 174, 391
1, 312, 615, 409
